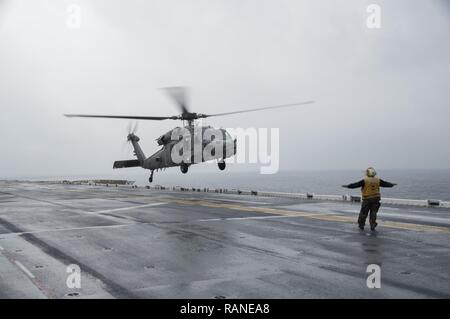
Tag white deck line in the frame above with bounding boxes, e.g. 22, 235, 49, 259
93, 202, 167, 214
15, 261, 35, 279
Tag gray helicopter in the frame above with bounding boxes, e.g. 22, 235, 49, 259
65, 87, 313, 183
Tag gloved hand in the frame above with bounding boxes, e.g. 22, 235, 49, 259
341, 185, 349, 188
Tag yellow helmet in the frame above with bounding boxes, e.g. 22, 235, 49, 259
366, 167, 377, 177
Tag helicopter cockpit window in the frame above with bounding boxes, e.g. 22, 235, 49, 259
224, 131, 232, 141
203, 128, 222, 142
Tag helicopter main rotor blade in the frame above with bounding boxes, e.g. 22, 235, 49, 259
200, 100, 314, 118
161, 86, 190, 115
64, 114, 179, 120
64, 99, 314, 122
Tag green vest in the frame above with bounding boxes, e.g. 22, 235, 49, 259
362, 177, 380, 199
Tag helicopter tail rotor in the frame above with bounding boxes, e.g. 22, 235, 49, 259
127, 121, 139, 135
122, 121, 140, 152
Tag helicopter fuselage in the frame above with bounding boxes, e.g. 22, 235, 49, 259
141, 125, 236, 171
66, 86, 311, 183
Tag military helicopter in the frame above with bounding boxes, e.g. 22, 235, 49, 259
65, 87, 313, 183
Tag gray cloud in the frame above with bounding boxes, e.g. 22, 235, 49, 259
0, 0, 449, 178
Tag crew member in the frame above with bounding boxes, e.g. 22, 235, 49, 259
342, 167, 396, 231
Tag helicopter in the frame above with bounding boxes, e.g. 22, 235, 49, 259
65, 87, 313, 183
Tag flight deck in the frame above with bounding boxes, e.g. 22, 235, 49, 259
0, 180, 449, 298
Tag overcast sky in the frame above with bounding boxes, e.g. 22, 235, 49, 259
0, 0, 449, 178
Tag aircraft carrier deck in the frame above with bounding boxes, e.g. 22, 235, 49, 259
0, 180, 449, 298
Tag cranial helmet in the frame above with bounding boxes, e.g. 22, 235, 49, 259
366, 167, 377, 177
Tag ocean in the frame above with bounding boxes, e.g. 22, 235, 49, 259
17, 168, 450, 202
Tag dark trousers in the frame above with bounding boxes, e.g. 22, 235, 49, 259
358, 197, 381, 227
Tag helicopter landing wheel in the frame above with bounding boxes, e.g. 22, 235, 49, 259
218, 160, 226, 171
149, 170, 154, 183
180, 163, 189, 174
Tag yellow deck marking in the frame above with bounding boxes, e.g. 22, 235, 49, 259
30, 186, 450, 234
171, 199, 450, 234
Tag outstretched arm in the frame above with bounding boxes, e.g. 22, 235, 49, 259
380, 179, 397, 187
342, 180, 364, 189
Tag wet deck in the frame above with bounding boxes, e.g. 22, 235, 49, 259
0, 181, 449, 298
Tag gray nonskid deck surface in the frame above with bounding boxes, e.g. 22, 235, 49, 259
0, 181, 449, 298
